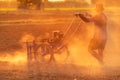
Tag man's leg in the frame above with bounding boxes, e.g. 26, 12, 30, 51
98, 48, 104, 64
88, 47, 99, 60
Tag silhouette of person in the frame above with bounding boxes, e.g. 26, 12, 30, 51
76, 4, 107, 64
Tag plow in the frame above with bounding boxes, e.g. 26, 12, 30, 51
25, 15, 82, 64
26, 31, 70, 63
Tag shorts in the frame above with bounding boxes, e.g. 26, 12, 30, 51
88, 38, 106, 49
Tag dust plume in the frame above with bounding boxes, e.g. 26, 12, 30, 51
0, 51, 27, 65
104, 10, 120, 67
68, 38, 100, 66
0, 33, 35, 65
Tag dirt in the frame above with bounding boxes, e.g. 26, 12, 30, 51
0, 62, 120, 80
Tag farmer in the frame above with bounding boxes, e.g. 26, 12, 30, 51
76, 4, 107, 64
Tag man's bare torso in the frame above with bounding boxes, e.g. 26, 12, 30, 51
93, 13, 107, 41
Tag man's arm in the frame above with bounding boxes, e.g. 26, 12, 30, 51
75, 13, 92, 22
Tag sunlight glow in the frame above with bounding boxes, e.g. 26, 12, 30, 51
48, 0, 65, 2
0, 52, 27, 65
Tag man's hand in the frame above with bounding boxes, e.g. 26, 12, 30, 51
84, 12, 92, 17
75, 12, 80, 17
74, 12, 83, 17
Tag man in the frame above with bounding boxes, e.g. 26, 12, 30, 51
76, 4, 107, 64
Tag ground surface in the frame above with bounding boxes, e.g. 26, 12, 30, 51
0, 62, 120, 80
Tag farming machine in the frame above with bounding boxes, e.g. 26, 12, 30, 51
25, 14, 82, 64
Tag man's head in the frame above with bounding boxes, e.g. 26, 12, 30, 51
95, 3, 104, 13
